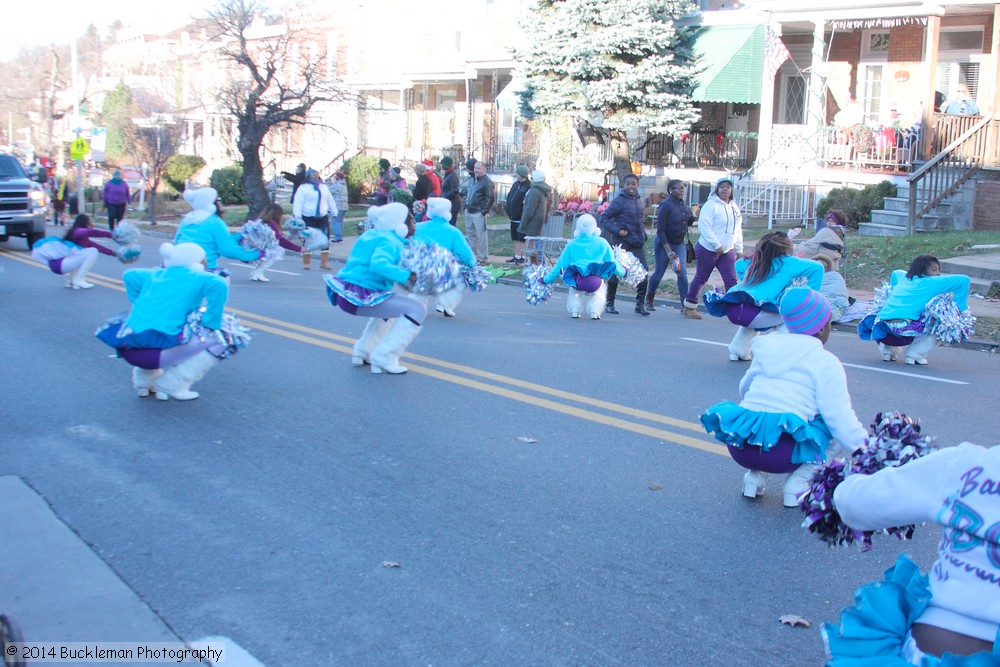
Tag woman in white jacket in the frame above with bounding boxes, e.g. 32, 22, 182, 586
682, 177, 744, 319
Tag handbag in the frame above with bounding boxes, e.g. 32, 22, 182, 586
685, 234, 696, 264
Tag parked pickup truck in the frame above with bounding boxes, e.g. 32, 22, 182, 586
0, 154, 47, 249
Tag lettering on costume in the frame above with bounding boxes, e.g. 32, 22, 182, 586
943, 550, 1000, 589
960, 467, 1000, 498
947, 499, 985, 552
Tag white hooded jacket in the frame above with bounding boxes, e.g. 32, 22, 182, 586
738, 333, 866, 452
696, 192, 743, 254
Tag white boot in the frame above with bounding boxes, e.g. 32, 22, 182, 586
132, 367, 163, 398
434, 284, 465, 318
71, 247, 99, 289
878, 342, 900, 362
370, 317, 422, 374
742, 469, 768, 498
728, 326, 757, 361
783, 463, 819, 508
352, 318, 393, 366
250, 267, 270, 282
585, 282, 607, 320
155, 351, 219, 400
566, 288, 583, 318
905, 334, 936, 365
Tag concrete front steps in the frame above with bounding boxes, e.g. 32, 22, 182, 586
859, 192, 956, 236
939, 253, 1000, 295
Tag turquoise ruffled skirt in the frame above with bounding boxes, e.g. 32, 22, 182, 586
822, 555, 1000, 666
700, 401, 832, 465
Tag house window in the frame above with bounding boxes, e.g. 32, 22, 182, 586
859, 63, 887, 125
862, 30, 890, 58
326, 33, 338, 79
936, 27, 984, 105
779, 73, 807, 124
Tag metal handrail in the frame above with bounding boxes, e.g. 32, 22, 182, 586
907, 113, 992, 234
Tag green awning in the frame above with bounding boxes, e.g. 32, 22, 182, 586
690, 25, 764, 104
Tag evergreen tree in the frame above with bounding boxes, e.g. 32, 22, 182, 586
513, 0, 702, 183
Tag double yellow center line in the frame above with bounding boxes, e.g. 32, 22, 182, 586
2, 249, 725, 456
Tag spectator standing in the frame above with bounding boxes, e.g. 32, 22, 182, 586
376, 159, 392, 205
683, 176, 743, 319
412, 162, 433, 209
505, 165, 531, 264
329, 170, 348, 243
102, 171, 131, 231
645, 179, 695, 313
464, 161, 495, 264
945, 83, 980, 115
280, 163, 307, 201
423, 159, 442, 196
600, 173, 650, 316
292, 169, 337, 270
439, 156, 461, 225
517, 170, 553, 264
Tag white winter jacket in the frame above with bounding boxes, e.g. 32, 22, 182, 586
696, 192, 743, 254
739, 333, 866, 452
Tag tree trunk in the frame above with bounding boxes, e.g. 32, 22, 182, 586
241, 143, 268, 217
610, 130, 633, 187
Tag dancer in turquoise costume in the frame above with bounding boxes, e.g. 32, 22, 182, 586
824, 442, 1000, 664
542, 214, 624, 320
705, 230, 823, 361
701, 287, 866, 507
413, 197, 475, 317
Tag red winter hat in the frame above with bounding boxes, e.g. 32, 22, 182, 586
421, 159, 434, 167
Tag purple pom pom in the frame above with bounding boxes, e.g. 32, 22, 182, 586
800, 411, 935, 551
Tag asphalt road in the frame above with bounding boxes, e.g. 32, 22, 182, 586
1, 234, 997, 666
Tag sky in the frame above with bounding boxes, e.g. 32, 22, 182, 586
3, 0, 211, 61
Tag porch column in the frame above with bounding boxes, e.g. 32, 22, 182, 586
985, 5, 1000, 162
920, 15, 941, 160
757, 24, 780, 163
807, 20, 826, 129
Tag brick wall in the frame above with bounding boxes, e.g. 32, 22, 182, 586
974, 179, 1000, 230
697, 103, 728, 131
888, 25, 923, 61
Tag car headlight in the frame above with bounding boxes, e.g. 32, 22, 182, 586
29, 190, 45, 208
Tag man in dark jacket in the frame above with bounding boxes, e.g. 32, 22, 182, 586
518, 169, 553, 264
280, 163, 307, 202
464, 161, 495, 264
504, 165, 532, 264
645, 179, 695, 314
600, 173, 649, 316
439, 156, 461, 226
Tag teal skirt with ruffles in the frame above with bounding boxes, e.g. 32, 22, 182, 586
700, 401, 832, 465
822, 554, 1000, 666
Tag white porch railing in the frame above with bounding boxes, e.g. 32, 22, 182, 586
736, 179, 843, 229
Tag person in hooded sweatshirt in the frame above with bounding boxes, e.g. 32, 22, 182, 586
542, 214, 624, 320
683, 176, 744, 319
701, 287, 866, 508
174, 187, 260, 275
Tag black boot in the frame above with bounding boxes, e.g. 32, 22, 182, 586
644, 296, 656, 312
635, 303, 649, 316
605, 303, 619, 315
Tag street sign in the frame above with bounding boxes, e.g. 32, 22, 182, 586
69, 137, 90, 161
88, 168, 104, 187
90, 128, 106, 162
